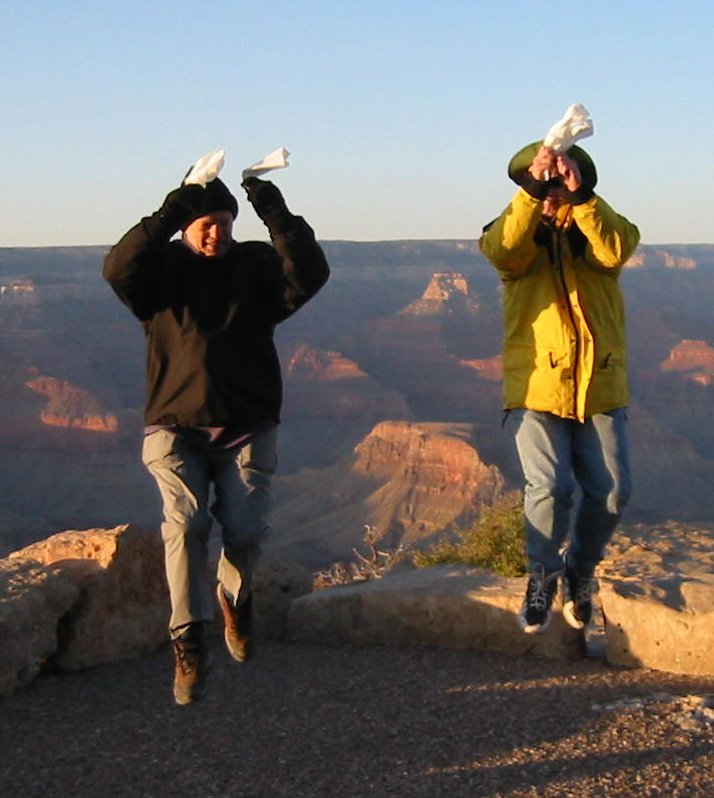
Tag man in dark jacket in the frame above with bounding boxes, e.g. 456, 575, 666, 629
103, 168, 329, 704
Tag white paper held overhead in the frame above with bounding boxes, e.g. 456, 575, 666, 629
183, 149, 226, 187
242, 147, 290, 179
543, 104, 594, 153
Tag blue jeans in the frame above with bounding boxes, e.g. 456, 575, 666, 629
511, 408, 631, 576
142, 426, 277, 635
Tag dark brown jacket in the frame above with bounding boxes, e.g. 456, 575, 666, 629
103, 214, 329, 427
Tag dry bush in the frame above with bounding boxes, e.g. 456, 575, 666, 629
313, 525, 407, 590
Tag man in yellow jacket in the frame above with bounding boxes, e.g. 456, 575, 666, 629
479, 140, 640, 634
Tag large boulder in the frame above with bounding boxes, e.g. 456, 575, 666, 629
0, 558, 79, 696
287, 565, 585, 661
599, 524, 714, 675
9, 524, 169, 671
208, 558, 313, 640
253, 559, 313, 639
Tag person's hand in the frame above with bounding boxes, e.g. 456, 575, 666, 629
156, 183, 207, 232
528, 146, 556, 181
241, 177, 289, 224
555, 153, 581, 192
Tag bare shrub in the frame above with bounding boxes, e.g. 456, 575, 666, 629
313, 525, 407, 590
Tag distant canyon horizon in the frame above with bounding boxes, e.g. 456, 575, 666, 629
0, 239, 713, 567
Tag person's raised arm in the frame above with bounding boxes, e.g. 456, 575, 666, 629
242, 177, 329, 318
102, 184, 207, 316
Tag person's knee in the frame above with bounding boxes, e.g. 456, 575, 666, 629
222, 520, 271, 551
214, 481, 272, 536
161, 510, 212, 543
527, 479, 574, 508
608, 474, 632, 514
581, 473, 630, 516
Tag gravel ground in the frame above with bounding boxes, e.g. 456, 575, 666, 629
2, 638, 714, 798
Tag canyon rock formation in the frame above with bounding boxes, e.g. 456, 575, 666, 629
269, 420, 505, 569
0, 242, 713, 564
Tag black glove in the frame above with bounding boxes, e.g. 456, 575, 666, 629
514, 170, 550, 201
144, 183, 207, 239
563, 184, 595, 206
241, 177, 289, 225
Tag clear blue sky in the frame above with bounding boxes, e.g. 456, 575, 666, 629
2, 0, 712, 246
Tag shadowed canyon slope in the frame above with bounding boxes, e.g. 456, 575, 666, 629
269, 420, 504, 568
1, 241, 713, 563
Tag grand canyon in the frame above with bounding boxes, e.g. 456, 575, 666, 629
1, 240, 713, 568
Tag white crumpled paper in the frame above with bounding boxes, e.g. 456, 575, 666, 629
242, 147, 290, 179
183, 149, 226, 187
543, 103, 594, 153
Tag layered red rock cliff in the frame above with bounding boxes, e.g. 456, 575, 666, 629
282, 343, 411, 422
26, 377, 118, 432
270, 420, 505, 567
625, 251, 698, 270
459, 355, 503, 382
660, 339, 714, 385
286, 343, 367, 382
400, 272, 480, 316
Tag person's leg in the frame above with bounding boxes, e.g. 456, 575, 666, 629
142, 430, 214, 703
513, 409, 575, 573
569, 408, 631, 575
512, 410, 575, 633
211, 427, 277, 661
562, 408, 631, 629
212, 428, 276, 599
142, 430, 214, 634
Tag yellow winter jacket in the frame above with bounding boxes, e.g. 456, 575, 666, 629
479, 188, 640, 421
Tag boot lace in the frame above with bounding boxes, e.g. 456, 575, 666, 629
173, 640, 200, 676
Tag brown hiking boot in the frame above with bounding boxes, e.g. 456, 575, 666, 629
216, 584, 254, 663
172, 625, 210, 705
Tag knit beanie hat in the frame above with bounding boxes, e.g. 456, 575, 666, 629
508, 140, 598, 192
182, 177, 239, 224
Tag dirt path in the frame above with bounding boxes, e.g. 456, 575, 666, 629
2, 639, 714, 797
